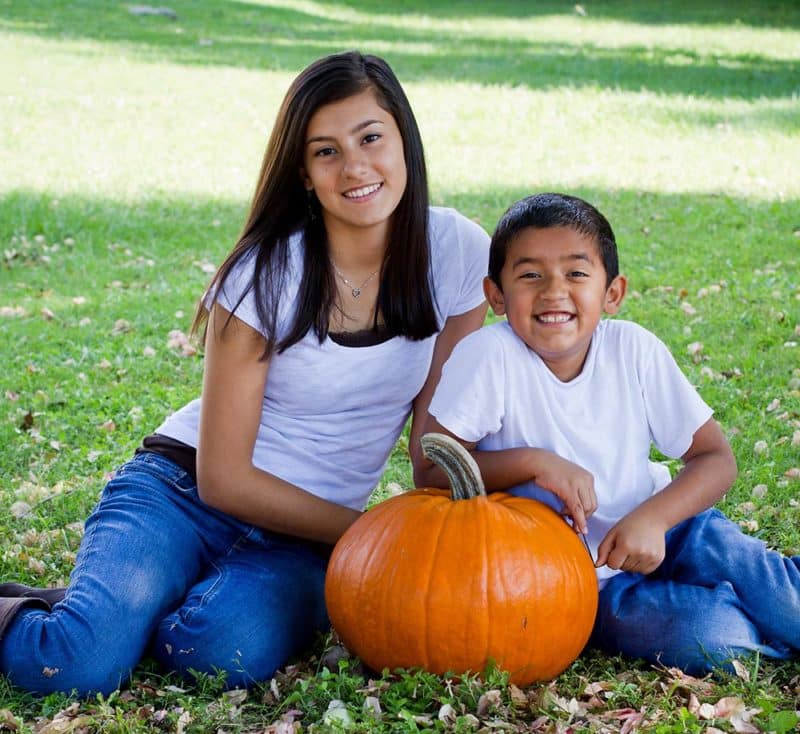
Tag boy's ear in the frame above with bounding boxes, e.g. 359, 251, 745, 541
483, 276, 506, 316
603, 274, 627, 315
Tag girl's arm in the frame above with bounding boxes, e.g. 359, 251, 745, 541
595, 417, 737, 573
408, 302, 487, 482
415, 418, 597, 534
196, 303, 362, 545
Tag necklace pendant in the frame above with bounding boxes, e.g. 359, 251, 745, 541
351, 288, 361, 298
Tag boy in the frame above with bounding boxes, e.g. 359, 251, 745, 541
421, 193, 799, 674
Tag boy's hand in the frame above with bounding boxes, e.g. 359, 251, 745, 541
531, 451, 597, 536
595, 508, 668, 574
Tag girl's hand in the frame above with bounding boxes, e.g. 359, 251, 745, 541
595, 507, 668, 574
530, 451, 597, 536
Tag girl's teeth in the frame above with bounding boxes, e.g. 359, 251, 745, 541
344, 183, 381, 199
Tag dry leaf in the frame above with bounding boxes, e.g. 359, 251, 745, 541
731, 660, 750, 682
713, 697, 760, 733
0, 709, 19, 732
438, 703, 457, 725
363, 696, 381, 720
477, 689, 503, 716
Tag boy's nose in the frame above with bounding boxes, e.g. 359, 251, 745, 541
541, 276, 568, 299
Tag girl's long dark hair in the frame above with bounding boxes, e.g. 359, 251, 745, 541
193, 50, 436, 358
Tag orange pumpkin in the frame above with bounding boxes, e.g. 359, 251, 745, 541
324, 433, 599, 685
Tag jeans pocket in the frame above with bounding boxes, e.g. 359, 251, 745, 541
110, 453, 198, 498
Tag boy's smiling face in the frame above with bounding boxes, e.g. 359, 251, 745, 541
485, 225, 627, 382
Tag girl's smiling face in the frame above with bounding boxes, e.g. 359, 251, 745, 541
301, 88, 407, 244
485, 226, 627, 382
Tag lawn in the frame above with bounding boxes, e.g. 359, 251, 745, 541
1, 0, 799, 731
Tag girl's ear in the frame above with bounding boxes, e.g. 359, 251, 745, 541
484, 276, 507, 316
603, 274, 627, 315
299, 168, 313, 191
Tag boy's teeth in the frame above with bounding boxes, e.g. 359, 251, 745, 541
344, 183, 381, 199
538, 313, 572, 323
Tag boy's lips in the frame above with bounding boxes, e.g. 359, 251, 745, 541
342, 182, 382, 200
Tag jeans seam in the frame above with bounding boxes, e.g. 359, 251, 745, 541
171, 528, 260, 629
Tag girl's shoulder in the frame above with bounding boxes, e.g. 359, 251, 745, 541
428, 206, 491, 249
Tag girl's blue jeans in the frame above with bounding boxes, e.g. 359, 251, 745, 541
590, 508, 800, 674
0, 452, 330, 696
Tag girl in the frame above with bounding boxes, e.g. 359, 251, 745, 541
0, 51, 489, 696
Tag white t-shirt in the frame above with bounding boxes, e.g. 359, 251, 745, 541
429, 319, 713, 586
157, 207, 490, 510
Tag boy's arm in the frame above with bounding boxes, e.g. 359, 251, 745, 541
417, 417, 598, 534
595, 417, 737, 574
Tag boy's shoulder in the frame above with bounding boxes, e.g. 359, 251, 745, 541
595, 318, 665, 353
448, 320, 524, 368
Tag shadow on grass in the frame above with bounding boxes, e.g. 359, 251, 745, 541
2, 185, 795, 320
328, 0, 800, 29
0, 1, 798, 101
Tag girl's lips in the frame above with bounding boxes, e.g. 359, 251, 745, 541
343, 182, 383, 200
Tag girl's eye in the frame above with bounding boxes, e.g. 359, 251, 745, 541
314, 146, 337, 158
362, 133, 381, 144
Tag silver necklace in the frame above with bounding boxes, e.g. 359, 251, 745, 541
331, 262, 380, 298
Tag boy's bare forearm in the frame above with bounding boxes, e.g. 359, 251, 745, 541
622, 418, 736, 534
418, 443, 545, 491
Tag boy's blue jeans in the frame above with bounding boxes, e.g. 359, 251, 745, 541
0, 452, 330, 696
591, 508, 800, 674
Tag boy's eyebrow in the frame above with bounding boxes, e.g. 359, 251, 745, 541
511, 252, 594, 267
306, 119, 384, 145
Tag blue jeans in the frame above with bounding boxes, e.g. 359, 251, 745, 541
0, 453, 330, 696
590, 509, 800, 674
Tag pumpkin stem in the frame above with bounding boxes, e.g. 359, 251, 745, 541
420, 433, 486, 500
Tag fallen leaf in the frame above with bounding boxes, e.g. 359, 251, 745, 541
713, 696, 761, 733
731, 660, 750, 682
477, 689, 504, 716
438, 703, 457, 725
0, 708, 19, 732
363, 696, 381, 720
323, 700, 352, 728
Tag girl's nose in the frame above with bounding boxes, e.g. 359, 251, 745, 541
342, 149, 367, 178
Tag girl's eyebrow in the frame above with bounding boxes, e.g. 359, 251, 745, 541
306, 119, 384, 146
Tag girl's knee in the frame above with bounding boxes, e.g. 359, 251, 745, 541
151, 609, 328, 688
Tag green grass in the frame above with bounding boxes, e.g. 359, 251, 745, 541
1, 1, 799, 731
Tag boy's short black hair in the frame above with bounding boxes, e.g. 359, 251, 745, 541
488, 193, 619, 288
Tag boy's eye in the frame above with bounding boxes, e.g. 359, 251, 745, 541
520, 272, 541, 280
568, 270, 589, 278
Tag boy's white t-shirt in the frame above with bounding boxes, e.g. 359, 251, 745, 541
429, 319, 713, 587
156, 207, 489, 510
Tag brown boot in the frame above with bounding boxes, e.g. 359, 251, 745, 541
0, 596, 50, 642
0, 583, 67, 607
